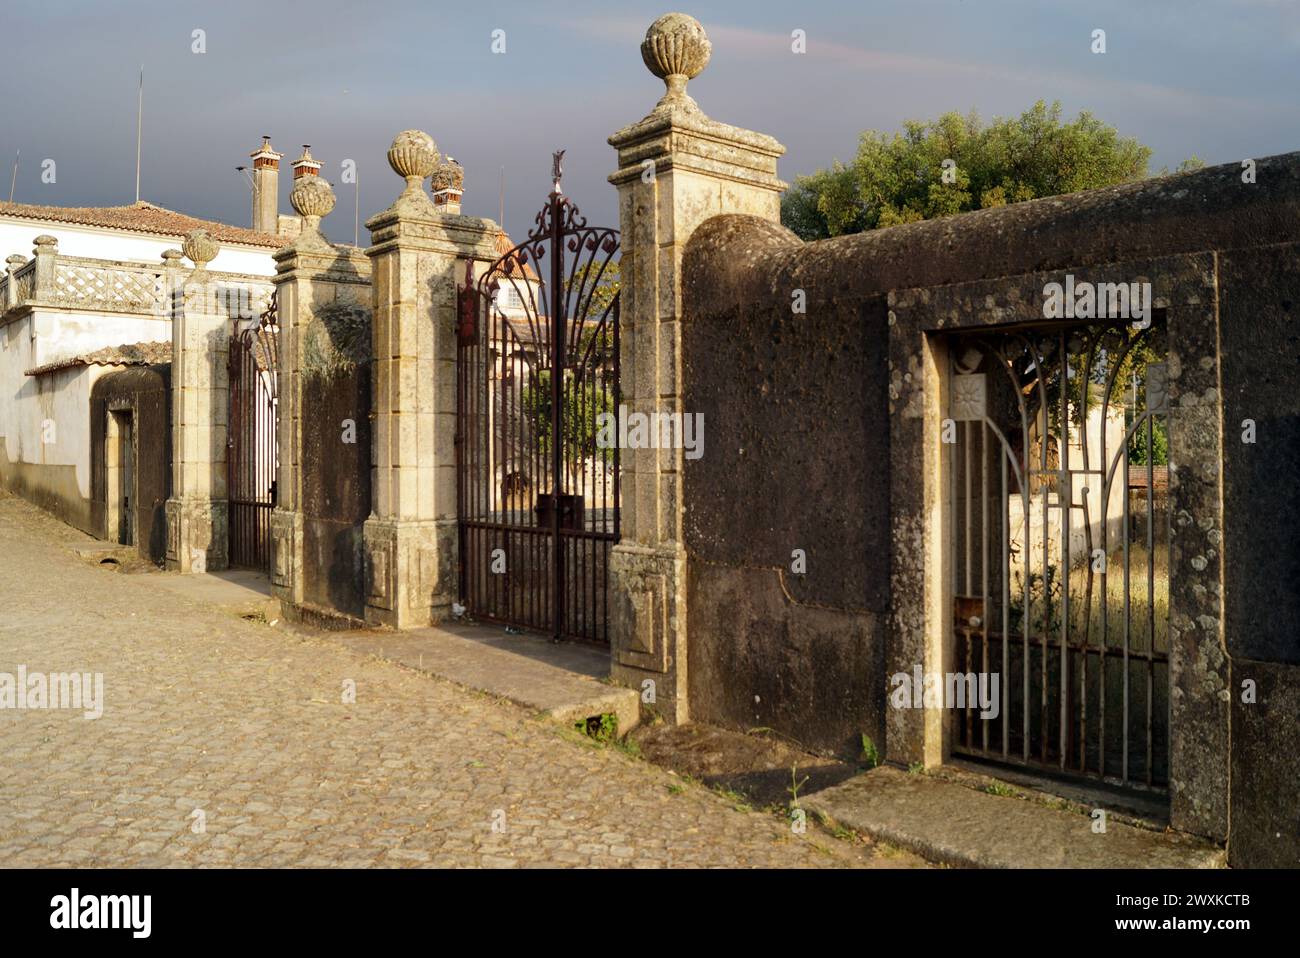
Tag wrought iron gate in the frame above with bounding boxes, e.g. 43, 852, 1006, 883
456, 156, 620, 643
227, 293, 279, 572
947, 317, 1169, 790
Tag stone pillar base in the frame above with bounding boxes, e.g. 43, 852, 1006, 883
608, 543, 687, 722
164, 498, 228, 573
363, 517, 457, 629
269, 508, 304, 609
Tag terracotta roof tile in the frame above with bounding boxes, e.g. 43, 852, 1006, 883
494, 230, 540, 281
25, 341, 172, 377
1128, 465, 1169, 491
0, 200, 286, 249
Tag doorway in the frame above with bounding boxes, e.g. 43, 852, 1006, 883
945, 317, 1170, 792
106, 408, 135, 546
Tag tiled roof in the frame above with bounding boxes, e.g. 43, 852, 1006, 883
1128, 464, 1169, 491
0, 200, 286, 249
494, 230, 541, 281
25, 341, 172, 377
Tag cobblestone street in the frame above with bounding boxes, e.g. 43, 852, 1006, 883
0, 496, 911, 868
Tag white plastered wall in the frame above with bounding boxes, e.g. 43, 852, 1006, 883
0, 307, 170, 499
0, 218, 276, 276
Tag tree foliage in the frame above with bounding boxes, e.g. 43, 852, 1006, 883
781, 100, 1160, 240
568, 259, 620, 319
565, 259, 618, 371
522, 369, 614, 470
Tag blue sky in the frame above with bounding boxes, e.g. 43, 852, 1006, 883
3, 0, 1298, 244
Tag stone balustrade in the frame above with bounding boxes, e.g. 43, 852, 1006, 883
0, 238, 272, 321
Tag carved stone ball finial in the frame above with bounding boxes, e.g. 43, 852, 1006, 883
182, 229, 218, 269
387, 130, 440, 195
290, 174, 336, 234
641, 12, 711, 113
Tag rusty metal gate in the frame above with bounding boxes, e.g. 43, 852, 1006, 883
947, 317, 1170, 790
456, 155, 620, 643
227, 294, 279, 573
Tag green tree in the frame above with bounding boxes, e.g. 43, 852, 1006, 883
522, 369, 615, 471
568, 259, 620, 318
781, 100, 1169, 240
565, 259, 619, 372
1129, 417, 1169, 466
1119, 338, 1170, 466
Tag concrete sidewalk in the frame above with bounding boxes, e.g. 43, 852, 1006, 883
806, 766, 1225, 868
148, 568, 276, 618
136, 565, 642, 737
328, 622, 642, 736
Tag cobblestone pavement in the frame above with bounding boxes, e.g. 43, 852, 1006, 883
0, 496, 919, 868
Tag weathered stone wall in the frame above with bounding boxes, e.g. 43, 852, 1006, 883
682, 217, 890, 756
1219, 245, 1300, 665
0, 453, 90, 534
1229, 658, 1300, 867
270, 237, 372, 625
1217, 243, 1300, 867
681, 152, 1300, 863
300, 303, 372, 621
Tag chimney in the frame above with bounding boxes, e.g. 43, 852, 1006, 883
431, 156, 465, 215
292, 145, 322, 180
249, 136, 283, 234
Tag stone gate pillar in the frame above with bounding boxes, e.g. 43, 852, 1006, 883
269, 157, 371, 613
606, 14, 786, 720
362, 131, 499, 629
165, 231, 229, 573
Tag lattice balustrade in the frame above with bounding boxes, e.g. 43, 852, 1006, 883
3, 261, 37, 307
52, 262, 167, 313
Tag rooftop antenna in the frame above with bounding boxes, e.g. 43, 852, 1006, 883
134, 64, 144, 204
8, 149, 18, 203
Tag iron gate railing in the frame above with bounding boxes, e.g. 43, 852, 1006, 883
948, 317, 1170, 790
456, 155, 620, 644
227, 293, 279, 573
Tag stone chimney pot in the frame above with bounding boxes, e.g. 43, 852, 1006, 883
292, 145, 322, 179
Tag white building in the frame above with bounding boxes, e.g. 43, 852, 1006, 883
0, 139, 295, 540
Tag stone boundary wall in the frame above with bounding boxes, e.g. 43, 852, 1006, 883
681, 153, 1300, 867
